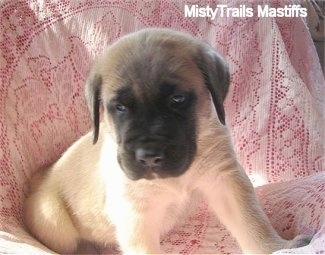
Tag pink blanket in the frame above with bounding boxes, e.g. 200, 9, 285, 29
0, 0, 324, 254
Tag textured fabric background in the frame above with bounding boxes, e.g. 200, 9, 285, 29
0, 0, 324, 254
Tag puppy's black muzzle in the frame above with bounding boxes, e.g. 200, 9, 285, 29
120, 132, 193, 180
114, 94, 197, 181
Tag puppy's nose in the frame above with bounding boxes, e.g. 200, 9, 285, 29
135, 148, 163, 168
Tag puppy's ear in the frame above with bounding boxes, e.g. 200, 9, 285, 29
85, 73, 102, 144
195, 46, 230, 125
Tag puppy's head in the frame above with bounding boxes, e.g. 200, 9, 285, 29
86, 28, 229, 180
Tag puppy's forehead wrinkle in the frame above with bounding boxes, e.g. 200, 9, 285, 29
119, 63, 192, 103
120, 52, 189, 80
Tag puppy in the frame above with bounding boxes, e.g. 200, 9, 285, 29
24, 28, 311, 254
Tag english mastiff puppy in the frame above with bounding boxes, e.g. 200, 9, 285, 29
24, 28, 311, 254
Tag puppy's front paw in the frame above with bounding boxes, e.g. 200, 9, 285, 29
285, 235, 312, 248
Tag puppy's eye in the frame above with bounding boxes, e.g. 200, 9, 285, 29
170, 94, 186, 104
115, 104, 128, 113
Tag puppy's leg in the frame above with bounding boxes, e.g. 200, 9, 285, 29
199, 167, 309, 254
24, 179, 79, 254
115, 214, 161, 255
111, 194, 173, 255
285, 234, 312, 248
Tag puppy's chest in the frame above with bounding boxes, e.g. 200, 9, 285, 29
105, 176, 191, 217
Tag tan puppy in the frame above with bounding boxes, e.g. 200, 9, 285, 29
24, 28, 311, 254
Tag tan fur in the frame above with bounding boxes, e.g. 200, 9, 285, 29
24, 28, 310, 254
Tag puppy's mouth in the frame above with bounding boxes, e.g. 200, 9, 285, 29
141, 168, 162, 180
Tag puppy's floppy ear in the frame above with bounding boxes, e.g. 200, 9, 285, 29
195, 45, 230, 125
85, 73, 102, 144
